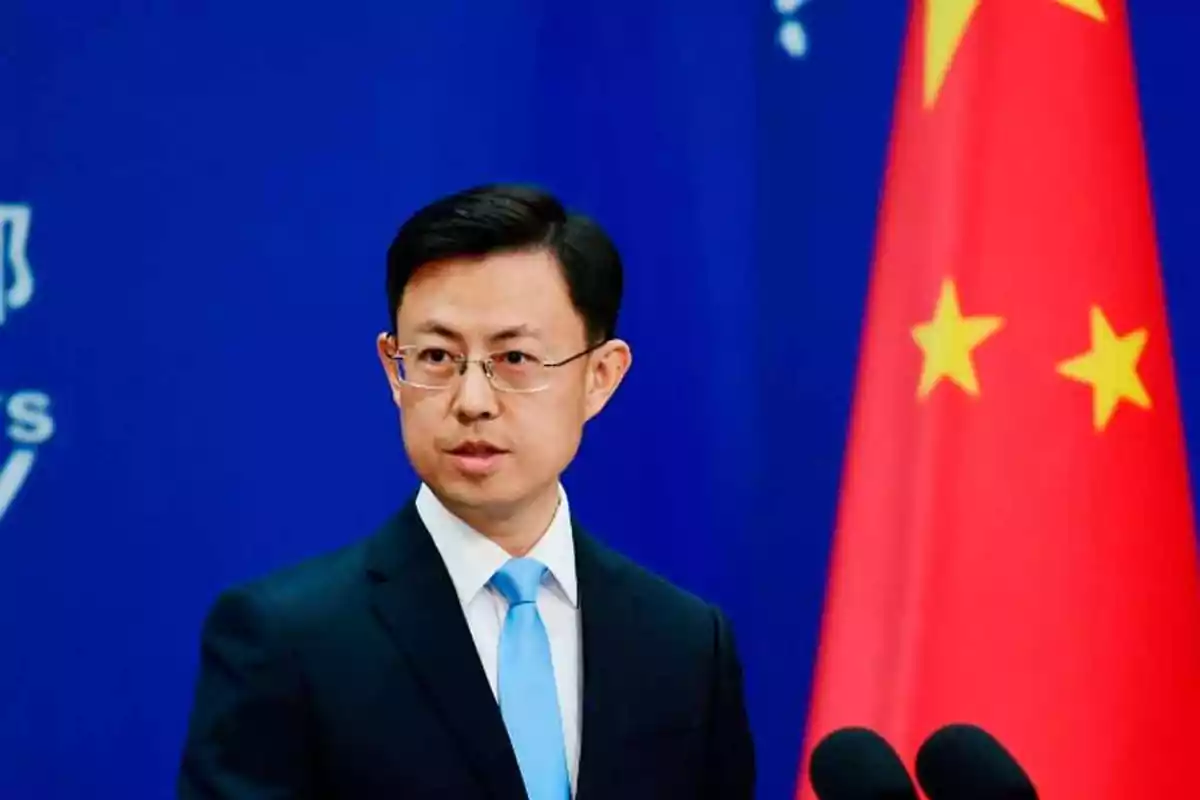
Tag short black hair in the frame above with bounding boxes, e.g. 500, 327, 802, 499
385, 184, 623, 344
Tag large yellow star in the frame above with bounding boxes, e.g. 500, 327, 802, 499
1056, 306, 1152, 431
912, 278, 1004, 398
924, 0, 1108, 108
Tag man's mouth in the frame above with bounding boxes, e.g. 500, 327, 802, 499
447, 442, 507, 457
445, 442, 508, 475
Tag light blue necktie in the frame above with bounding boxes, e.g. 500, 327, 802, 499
490, 558, 571, 800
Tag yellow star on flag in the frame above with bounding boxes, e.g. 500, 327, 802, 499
924, 0, 1108, 108
912, 278, 1004, 398
1056, 306, 1152, 431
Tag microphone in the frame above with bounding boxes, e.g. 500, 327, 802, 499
915, 723, 1038, 800
808, 726, 918, 799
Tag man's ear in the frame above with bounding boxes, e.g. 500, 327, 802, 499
376, 332, 403, 406
584, 339, 632, 421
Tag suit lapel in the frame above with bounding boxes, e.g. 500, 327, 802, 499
365, 502, 526, 799
573, 527, 640, 800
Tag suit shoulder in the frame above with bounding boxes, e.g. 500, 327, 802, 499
207, 515, 394, 634
582, 531, 718, 622
237, 539, 366, 608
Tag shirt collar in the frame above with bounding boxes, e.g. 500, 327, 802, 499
416, 482, 578, 608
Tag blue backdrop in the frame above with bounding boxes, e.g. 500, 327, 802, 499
3, 3, 1197, 797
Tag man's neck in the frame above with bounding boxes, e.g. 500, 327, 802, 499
446, 484, 561, 557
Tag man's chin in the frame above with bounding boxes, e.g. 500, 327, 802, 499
433, 475, 520, 511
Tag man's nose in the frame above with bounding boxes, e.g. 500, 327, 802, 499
451, 360, 501, 420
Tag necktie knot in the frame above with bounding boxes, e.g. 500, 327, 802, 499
491, 557, 548, 606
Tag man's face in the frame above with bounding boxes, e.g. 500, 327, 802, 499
377, 249, 630, 517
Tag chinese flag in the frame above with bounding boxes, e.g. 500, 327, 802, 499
796, 1, 1200, 798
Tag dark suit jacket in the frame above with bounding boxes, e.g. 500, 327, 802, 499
178, 498, 755, 799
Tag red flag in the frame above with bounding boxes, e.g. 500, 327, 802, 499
796, 1, 1200, 797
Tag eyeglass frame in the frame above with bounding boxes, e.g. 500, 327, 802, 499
385, 338, 609, 394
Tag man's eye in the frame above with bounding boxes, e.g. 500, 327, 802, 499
498, 351, 539, 366
418, 348, 453, 363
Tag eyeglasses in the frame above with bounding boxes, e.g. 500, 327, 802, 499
387, 341, 606, 393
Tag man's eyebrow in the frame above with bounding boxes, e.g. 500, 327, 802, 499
489, 324, 543, 342
412, 321, 463, 339
410, 321, 544, 342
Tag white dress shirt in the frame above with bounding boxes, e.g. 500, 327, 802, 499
415, 482, 582, 794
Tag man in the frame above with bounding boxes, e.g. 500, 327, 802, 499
178, 184, 755, 799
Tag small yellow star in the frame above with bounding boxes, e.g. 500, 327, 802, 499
912, 278, 1004, 398
924, 0, 1107, 108
1056, 306, 1151, 431
1057, 0, 1107, 21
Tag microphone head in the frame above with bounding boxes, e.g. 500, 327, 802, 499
915, 723, 1038, 800
808, 726, 918, 800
